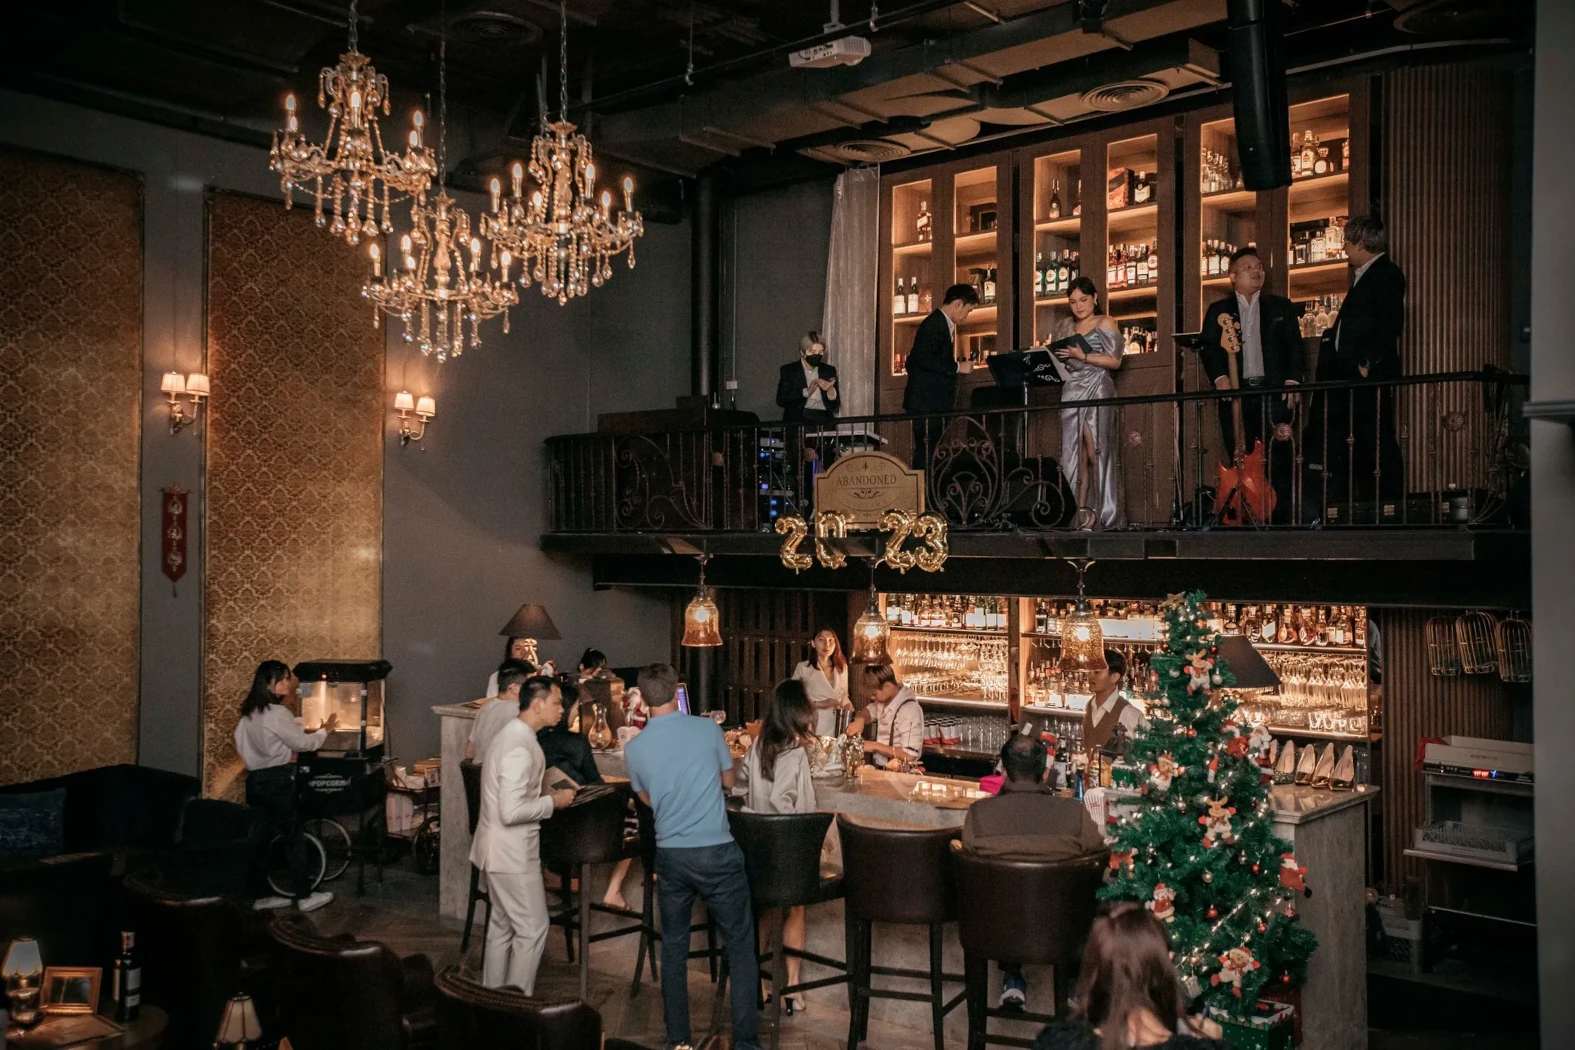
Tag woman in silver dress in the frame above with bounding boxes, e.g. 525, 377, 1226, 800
1055, 277, 1126, 529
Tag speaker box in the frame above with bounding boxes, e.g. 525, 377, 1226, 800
1227, 0, 1291, 190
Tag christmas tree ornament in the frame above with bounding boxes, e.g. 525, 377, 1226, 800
1211, 947, 1260, 997
1208, 906, 1218, 917
1202, 871, 1214, 883
1279, 853, 1312, 897
1199, 797, 1238, 847
1148, 754, 1182, 795
1148, 883, 1177, 923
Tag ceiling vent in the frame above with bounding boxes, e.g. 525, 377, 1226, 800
808, 139, 912, 164
447, 11, 542, 48
1080, 78, 1170, 112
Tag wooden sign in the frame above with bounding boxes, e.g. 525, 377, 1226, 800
813, 451, 925, 528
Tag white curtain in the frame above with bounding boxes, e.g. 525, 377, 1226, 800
822, 168, 879, 418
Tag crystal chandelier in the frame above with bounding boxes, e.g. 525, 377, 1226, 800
362, 23, 516, 362
483, 0, 644, 305
269, 0, 435, 245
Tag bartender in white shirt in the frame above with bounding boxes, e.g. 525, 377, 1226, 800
846, 664, 924, 770
1081, 649, 1145, 751
233, 660, 337, 913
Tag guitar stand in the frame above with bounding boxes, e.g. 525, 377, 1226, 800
1202, 481, 1268, 530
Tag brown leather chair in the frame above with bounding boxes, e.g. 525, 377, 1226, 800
539, 786, 644, 1001
718, 809, 847, 1050
433, 964, 601, 1050
838, 816, 965, 1050
267, 912, 438, 1050
950, 847, 1107, 1050
124, 872, 275, 1050
458, 759, 490, 963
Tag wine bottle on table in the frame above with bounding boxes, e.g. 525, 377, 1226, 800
112, 931, 141, 1022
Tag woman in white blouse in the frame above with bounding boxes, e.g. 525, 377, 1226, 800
734, 679, 820, 1014
234, 660, 337, 913
792, 628, 850, 738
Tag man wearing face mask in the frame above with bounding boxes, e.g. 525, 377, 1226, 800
776, 331, 839, 425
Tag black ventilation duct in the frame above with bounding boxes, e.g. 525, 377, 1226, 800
1226, 0, 1290, 190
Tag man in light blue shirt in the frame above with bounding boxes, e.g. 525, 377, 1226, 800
624, 664, 759, 1050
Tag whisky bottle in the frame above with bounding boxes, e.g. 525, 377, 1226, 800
1035, 251, 1045, 297
1298, 608, 1316, 645
1134, 171, 1152, 205
1241, 605, 1261, 639
916, 201, 931, 242
1058, 253, 1071, 292
1315, 607, 1330, 647
1335, 607, 1353, 647
907, 279, 920, 315
1049, 179, 1063, 220
1261, 604, 1279, 643
983, 267, 997, 304
112, 931, 141, 1022
1225, 604, 1239, 635
1300, 132, 1317, 177
894, 276, 906, 316
1353, 607, 1368, 647
1035, 599, 1048, 634
1125, 247, 1138, 287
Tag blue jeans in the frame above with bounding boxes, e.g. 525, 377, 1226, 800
655, 841, 760, 1049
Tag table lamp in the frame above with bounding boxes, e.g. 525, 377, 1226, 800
1215, 634, 1282, 691
499, 603, 561, 666
2, 937, 43, 1028
215, 994, 262, 1050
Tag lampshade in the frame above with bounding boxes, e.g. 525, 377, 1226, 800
415, 395, 436, 419
499, 603, 561, 640
216, 994, 263, 1043
160, 371, 186, 395
185, 373, 211, 397
682, 589, 722, 647
851, 598, 890, 663
1057, 597, 1107, 675
1214, 634, 1280, 690
1, 937, 42, 978
393, 390, 416, 412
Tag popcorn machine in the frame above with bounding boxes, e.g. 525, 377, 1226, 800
294, 659, 390, 760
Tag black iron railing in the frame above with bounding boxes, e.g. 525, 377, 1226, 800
545, 370, 1527, 534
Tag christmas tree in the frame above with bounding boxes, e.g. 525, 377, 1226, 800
1100, 591, 1316, 1015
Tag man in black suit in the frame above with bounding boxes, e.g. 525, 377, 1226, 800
1200, 247, 1304, 522
775, 331, 840, 511
903, 283, 979, 470
1304, 215, 1406, 507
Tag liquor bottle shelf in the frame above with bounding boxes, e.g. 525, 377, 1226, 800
897, 304, 997, 324
891, 624, 1009, 636
894, 240, 934, 256
1264, 725, 1379, 743
1288, 170, 1349, 198
1107, 202, 1158, 232
1107, 285, 1159, 301
1288, 260, 1347, 278
1200, 188, 1256, 211
1035, 216, 1081, 234
955, 230, 999, 252
1250, 641, 1366, 654
917, 695, 1010, 710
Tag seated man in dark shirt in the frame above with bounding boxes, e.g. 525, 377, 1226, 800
962, 733, 1107, 1011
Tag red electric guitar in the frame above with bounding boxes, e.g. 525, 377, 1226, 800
1213, 314, 1276, 526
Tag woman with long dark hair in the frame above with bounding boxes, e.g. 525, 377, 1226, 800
233, 660, 338, 913
1053, 276, 1126, 529
734, 680, 821, 1013
1034, 905, 1224, 1050
791, 628, 850, 737
486, 638, 538, 697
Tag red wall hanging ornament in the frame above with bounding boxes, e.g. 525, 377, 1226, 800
161, 485, 188, 595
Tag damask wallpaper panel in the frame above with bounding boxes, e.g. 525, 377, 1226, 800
203, 192, 383, 799
0, 150, 143, 786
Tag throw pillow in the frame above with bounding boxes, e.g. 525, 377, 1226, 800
0, 788, 67, 859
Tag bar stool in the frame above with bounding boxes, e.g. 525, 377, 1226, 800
458, 760, 490, 964
838, 816, 966, 1050
716, 809, 848, 1050
950, 847, 1106, 1050
540, 786, 646, 1000
629, 796, 719, 997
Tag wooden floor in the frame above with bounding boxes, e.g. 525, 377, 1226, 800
311, 865, 947, 1050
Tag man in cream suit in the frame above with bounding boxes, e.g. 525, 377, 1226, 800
470, 675, 576, 991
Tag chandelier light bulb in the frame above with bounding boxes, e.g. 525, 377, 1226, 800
622, 176, 634, 211
368, 241, 382, 276
489, 177, 501, 211
587, 162, 596, 184
601, 190, 611, 211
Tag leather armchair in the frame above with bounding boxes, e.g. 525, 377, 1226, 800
433, 965, 602, 1050
124, 872, 274, 1050
267, 912, 438, 1050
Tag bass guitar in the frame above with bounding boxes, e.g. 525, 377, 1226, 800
1213, 314, 1276, 526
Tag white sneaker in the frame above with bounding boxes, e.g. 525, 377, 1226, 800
296, 891, 334, 913
252, 896, 292, 911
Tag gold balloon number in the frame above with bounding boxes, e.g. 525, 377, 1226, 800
814, 511, 850, 570
776, 516, 813, 572
912, 513, 948, 572
878, 510, 918, 572
877, 509, 947, 573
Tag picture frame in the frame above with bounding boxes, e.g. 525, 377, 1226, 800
40, 967, 100, 1016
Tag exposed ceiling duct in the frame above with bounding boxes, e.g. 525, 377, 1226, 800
1081, 76, 1171, 110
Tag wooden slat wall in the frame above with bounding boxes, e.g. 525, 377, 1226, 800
1384, 66, 1515, 498
1373, 609, 1518, 891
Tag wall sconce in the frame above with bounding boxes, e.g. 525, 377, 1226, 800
394, 390, 436, 446
161, 371, 209, 434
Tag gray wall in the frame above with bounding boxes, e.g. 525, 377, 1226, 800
1532, 0, 1574, 1041
0, 88, 684, 776
721, 178, 836, 419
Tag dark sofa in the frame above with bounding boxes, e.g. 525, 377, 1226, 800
0, 763, 200, 872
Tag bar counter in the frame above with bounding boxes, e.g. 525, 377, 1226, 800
433, 703, 1375, 1049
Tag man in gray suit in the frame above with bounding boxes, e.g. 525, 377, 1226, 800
469, 675, 576, 991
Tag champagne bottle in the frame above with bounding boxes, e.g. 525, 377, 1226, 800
1049, 178, 1063, 220
112, 931, 141, 1022
907, 278, 919, 315
894, 276, 906, 316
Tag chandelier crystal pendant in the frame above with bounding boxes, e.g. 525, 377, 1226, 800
269, 0, 435, 244
361, 16, 516, 362
483, 0, 644, 305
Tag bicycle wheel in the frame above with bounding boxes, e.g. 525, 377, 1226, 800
306, 818, 353, 882
266, 832, 327, 897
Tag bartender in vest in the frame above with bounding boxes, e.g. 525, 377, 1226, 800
845, 664, 923, 770
1080, 650, 1144, 781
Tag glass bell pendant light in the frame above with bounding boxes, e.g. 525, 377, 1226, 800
851, 563, 890, 663
1057, 560, 1107, 684
682, 556, 722, 648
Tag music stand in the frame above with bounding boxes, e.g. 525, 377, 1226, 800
985, 348, 1068, 406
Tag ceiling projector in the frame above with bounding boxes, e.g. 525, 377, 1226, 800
790, 35, 872, 68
